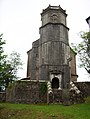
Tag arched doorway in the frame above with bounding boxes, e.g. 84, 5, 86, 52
51, 77, 59, 89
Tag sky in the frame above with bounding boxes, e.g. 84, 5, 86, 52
0, 0, 90, 81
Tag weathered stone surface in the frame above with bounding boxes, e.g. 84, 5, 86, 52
69, 82, 90, 104
75, 82, 90, 97
53, 89, 62, 103
69, 90, 85, 104
6, 80, 47, 104
41, 5, 67, 26
62, 89, 70, 106
0, 92, 6, 102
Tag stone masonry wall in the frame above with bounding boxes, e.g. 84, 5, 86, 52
75, 82, 90, 96
5, 80, 90, 104
6, 80, 47, 104
0, 92, 6, 102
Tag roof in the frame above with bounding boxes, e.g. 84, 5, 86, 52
41, 5, 67, 16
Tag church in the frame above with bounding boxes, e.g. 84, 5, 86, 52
6, 5, 84, 104
27, 5, 78, 89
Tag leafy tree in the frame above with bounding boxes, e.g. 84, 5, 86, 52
0, 34, 6, 63
71, 31, 90, 75
0, 34, 23, 88
6, 51, 23, 79
0, 34, 7, 85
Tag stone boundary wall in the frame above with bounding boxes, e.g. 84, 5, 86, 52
1, 80, 90, 104
75, 82, 90, 96
85, 82, 90, 96
0, 92, 6, 102
6, 80, 47, 104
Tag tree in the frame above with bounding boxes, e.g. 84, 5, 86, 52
0, 34, 7, 86
71, 31, 90, 75
0, 34, 6, 64
0, 34, 23, 88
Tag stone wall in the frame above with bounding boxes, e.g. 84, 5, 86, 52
6, 80, 47, 104
86, 82, 90, 96
3, 80, 90, 104
75, 82, 90, 96
0, 92, 6, 102
53, 89, 62, 103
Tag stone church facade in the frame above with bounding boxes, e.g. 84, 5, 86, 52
27, 5, 78, 89
6, 5, 85, 105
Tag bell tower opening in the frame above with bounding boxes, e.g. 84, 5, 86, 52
52, 77, 59, 89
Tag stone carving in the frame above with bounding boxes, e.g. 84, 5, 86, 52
50, 14, 58, 23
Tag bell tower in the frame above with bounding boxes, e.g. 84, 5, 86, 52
38, 5, 70, 88
40, 5, 69, 45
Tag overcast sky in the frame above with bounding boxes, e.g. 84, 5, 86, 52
0, 0, 90, 81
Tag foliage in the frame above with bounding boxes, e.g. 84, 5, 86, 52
85, 96, 90, 103
0, 97, 90, 119
7, 81, 16, 90
6, 51, 23, 79
0, 34, 23, 88
71, 31, 90, 75
0, 34, 6, 60
39, 82, 47, 96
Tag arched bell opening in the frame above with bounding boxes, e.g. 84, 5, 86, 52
51, 77, 59, 89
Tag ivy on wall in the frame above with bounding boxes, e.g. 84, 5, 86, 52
39, 82, 47, 96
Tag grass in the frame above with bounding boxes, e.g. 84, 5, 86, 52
0, 97, 90, 119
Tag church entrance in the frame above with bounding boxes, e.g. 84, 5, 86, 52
51, 77, 59, 89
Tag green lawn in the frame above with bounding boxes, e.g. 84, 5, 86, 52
0, 97, 90, 119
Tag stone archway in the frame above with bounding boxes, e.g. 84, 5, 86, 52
51, 77, 59, 89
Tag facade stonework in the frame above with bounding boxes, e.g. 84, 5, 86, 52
6, 80, 47, 103
5, 81, 90, 104
27, 5, 77, 87
0, 92, 6, 102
